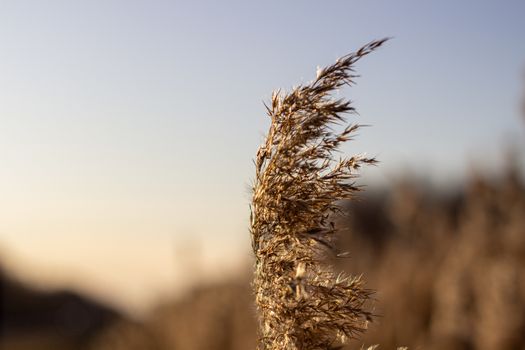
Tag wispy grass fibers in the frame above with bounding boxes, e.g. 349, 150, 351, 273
250, 39, 388, 350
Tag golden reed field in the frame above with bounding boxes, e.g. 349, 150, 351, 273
2, 163, 524, 350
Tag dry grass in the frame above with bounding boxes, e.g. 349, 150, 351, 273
250, 39, 388, 350
5, 166, 524, 350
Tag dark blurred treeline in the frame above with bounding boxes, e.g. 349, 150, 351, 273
0, 268, 120, 350
2, 164, 525, 350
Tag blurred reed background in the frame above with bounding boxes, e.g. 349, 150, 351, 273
1, 1, 525, 349
2, 158, 525, 350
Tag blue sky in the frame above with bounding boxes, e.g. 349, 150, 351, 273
0, 0, 524, 313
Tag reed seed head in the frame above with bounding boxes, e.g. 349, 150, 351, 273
250, 38, 389, 350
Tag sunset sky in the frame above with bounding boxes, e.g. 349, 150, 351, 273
1, 0, 524, 316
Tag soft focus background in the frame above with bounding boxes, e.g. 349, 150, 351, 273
1, 1, 525, 349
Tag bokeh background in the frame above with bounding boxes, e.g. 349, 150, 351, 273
1, 1, 525, 349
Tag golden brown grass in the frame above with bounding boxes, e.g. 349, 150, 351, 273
250, 39, 388, 350
7, 166, 524, 350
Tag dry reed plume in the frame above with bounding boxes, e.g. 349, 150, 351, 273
250, 39, 388, 350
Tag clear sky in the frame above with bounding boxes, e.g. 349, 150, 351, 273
0, 0, 524, 315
